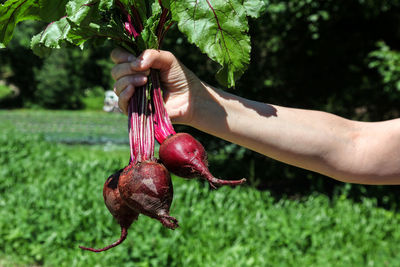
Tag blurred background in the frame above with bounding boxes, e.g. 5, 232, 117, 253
1, 0, 400, 266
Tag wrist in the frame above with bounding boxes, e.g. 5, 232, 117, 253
189, 82, 224, 130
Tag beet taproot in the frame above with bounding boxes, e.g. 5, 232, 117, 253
159, 133, 246, 189
119, 161, 178, 229
79, 170, 139, 252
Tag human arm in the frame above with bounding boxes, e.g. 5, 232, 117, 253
111, 48, 400, 184
191, 85, 400, 184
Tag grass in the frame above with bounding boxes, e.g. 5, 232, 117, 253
1, 110, 400, 266
0, 110, 128, 144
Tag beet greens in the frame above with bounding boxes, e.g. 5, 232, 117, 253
1, 0, 268, 86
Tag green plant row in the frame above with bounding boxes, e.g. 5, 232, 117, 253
1, 130, 400, 267
0, 110, 128, 144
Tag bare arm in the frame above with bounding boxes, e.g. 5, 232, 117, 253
111, 48, 400, 185
191, 83, 400, 184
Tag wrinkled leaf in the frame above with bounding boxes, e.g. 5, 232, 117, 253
169, 0, 251, 87
0, 0, 41, 47
66, 1, 130, 47
31, 16, 71, 57
38, 0, 69, 22
66, 0, 95, 25
243, 0, 268, 18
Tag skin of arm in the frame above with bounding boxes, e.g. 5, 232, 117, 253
192, 82, 400, 184
111, 48, 400, 185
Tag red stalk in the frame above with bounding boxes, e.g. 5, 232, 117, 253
150, 70, 176, 144
128, 84, 154, 164
79, 227, 128, 252
130, 5, 143, 33
125, 15, 139, 38
157, 8, 168, 39
116, 0, 141, 38
158, 21, 174, 48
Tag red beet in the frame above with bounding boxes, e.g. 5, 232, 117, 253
79, 170, 139, 252
159, 133, 246, 189
118, 161, 178, 229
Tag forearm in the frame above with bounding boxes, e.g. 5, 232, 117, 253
190, 83, 400, 183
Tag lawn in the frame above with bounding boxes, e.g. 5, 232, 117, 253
1, 110, 400, 267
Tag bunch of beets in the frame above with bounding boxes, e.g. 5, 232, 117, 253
79, 4, 246, 250
79, 71, 246, 252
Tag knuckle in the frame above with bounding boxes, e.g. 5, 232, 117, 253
164, 50, 173, 58
110, 49, 118, 60
111, 66, 118, 80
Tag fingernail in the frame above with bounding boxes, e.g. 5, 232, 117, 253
136, 75, 147, 84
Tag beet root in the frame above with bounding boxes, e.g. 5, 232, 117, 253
79, 170, 139, 252
159, 133, 246, 189
118, 161, 179, 229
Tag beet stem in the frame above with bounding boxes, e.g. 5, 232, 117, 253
159, 214, 179, 229
79, 226, 128, 253
205, 173, 247, 188
151, 70, 175, 143
128, 85, 154, 163
193, 159, 246, 188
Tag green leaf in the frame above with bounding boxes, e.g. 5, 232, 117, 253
160, 0, 170, 9
66, 0, 94, 25
140, 1, 161, 49
99, 0, 114, 11
0, 0, 41, 47
31, 16, 71, 57
66, 1, 131, 48
169, 0, 251, 87
243, 0, 268, 18
38, 0, 69, 22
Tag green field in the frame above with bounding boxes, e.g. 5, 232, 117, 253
1, 110, 400, 267
0, 110, 128, 144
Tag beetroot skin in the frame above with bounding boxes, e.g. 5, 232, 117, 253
80, 170, 139, 252
159, 133, 246, 188
118, 161, 178, 229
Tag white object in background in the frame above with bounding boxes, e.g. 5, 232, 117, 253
103, 90, 121, 113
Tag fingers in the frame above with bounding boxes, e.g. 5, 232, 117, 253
110, 48, 179, 116
110, 47, 134, 64
113, 75, 147, 115
110, 48, 148, 81
111, 63, 150, 80
113, 75, 147, 96
117, 84, 135, 115
131, 49, 177, 72
111, 49, 178, 80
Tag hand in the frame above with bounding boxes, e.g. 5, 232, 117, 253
110, 48, 204, 125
